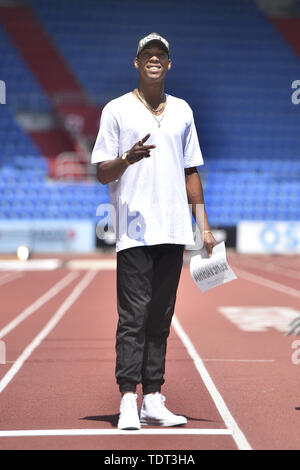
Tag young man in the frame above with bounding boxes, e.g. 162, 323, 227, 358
91, 32, 217, 430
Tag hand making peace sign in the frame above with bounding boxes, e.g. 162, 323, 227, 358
127, 133, 156, 164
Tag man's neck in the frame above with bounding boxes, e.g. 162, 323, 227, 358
137, 81, 165, 108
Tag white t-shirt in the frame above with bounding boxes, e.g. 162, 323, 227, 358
91, 92, 204, 252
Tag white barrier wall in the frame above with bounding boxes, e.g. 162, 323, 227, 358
0, 220, 95, 253
237, 221, 300, 254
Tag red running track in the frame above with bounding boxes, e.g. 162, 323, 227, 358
0, 251, 299, 450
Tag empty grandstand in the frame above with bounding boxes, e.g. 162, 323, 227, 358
0, 0, 300, 251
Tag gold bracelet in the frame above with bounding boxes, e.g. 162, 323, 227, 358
202, 230, 211, 234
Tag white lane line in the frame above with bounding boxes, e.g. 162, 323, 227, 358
0, 359, 274, 367
66, 259, 116, 270
233, 267, 300, 299
232, 257, 300, 281
0, 270, 97, 394
0, 272, 20, 282
0, 259, 62, 271
0, 428, 232, 437
260, 256, 300, 270
0, 272, 24, 287
201, 359, 275, 363
0, 271, 79, 340
172, 315, 252, 451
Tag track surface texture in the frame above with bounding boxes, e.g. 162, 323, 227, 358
0, 250, 299, 450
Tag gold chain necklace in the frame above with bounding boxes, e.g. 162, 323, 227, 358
151, 111, 166, 128
134, 88, 167, 127
134, 88, 166, 114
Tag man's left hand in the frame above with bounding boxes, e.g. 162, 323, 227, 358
203, 231, 218, 258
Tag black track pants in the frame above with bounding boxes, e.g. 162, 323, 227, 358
115, 243, 184, 394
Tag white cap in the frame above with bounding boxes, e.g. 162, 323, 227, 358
136, 32, 169, 56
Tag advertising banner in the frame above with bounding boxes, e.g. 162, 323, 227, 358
237, 221, 300, 254
0, 220, 95, 253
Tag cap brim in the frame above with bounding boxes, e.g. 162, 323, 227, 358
137, 39, 169, 56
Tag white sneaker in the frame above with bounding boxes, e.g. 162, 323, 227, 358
117, 393, 141, 430
139, 392, 187, 427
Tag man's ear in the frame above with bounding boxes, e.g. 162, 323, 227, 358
134, 56, 139, 70
167, 59, 172, 71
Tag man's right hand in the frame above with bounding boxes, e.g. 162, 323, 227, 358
97, 134, 156, 184
127, 133, 156, 164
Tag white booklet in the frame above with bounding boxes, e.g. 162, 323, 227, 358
190, 241, 237, 292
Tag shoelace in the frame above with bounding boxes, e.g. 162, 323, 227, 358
159, 394, 166, 406
148, 392, 166, 410
120, 393, 138, 412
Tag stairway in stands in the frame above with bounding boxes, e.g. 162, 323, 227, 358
270, 18, 300, 58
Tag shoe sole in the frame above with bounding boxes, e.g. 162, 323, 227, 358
117, 419, 141, 431
118, 404, 140, 430
118, 426, 141, 430
140, 418, 187, 427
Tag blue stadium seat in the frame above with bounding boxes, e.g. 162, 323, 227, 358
1, 0, 300, 225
